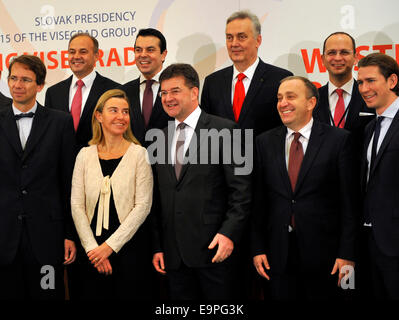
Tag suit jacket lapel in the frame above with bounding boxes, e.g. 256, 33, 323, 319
294, 121, 324, 193
22, 104, 50, 161
344, 81, 360, 130
0, 104, 23, 156
59, 76, 72, 112
317, 84, 332, 124
361, 120, 375, 191
273, 126, 292, 195
79, 72, 102, 127
222, 67, 235, 121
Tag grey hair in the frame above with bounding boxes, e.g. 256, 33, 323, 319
226, 10, 261, 37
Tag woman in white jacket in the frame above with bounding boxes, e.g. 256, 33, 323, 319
71, 89, 153, 299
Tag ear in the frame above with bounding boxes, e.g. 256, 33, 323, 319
161, 49, 168, 63
307, 96, 317, 112
388, 73, 398, 90
256, 34, 262, 49
191, 86, 199, 101
94, 110, 102, 123
36, 83, 44, 93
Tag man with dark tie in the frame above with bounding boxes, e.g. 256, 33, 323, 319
151, 63, 251, 300
0, 55, 76, 299
251, 76, 359, 300
45, 32, 119, 150
313, 32, 375, 152
357, 53, 399, 299
201, 10, 292, 137
120, 28, 172, 146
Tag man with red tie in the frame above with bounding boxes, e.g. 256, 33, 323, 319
251, 76, 359, 300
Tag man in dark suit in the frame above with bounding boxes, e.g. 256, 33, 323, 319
120, 28, 172, 146
0, 55, 76, 300
251, 76, 359, 300
314, 32, 375, 151
45, 33, 119, 150
201, 10, 292, 137
151, 63, 251, 300
358, 53, 399, 299
0, 70, 12, 106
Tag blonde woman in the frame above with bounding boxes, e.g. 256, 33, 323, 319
71, 89, 153, 299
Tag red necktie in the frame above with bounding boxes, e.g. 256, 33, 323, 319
71, 79, 84, 131
142, 79, 155, 127
288, 132, 303, 228
233, 73, 246, 122
333, 88, 345, 128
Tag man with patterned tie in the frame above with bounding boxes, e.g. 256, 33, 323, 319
120, 28, 172, 147
45, 32, 119, 150
0, 55, 76, 299
358, 53, 399, 299
251, 76, 359, 300
313, 32, 375, 153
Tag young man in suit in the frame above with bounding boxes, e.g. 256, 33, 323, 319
251, 76, 359, 300
120, 28, 172, 146
0, 55, 76, 299
358, 53, 399, 299
314, 32, 375, 151
151, 63, 251, 300
201, 10, 293, 137
45, 33, 120, 150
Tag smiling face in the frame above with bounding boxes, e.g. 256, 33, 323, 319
358, 65, 398, 115
8, 62, 43, 112
68, 35, 99, 79
95, 97, 130, 137
277, 79, 316, 132
225, 18, 261, 72
134, 35, 167, 80
322, 34, 357, 84
160, 76, 198, 122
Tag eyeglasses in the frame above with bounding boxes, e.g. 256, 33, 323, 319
159, 88, 182, 98
9, 76, 35, 84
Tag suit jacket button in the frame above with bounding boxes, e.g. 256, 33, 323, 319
292, 199, 296, 204
22, 165, 27, 169
22, 190, 28, 195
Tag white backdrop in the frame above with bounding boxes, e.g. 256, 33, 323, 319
0, 0, 398, 103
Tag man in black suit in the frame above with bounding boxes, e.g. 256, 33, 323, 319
45, 32, 119, 150
0, 55, 76, 299
151, 63, 251, 300
0, 70, 12, 106
120, 28, 172, 146
314, 32, 375, 151
358, 53, 399, 299
251, 76, 359, 300
201, 10, 292, 137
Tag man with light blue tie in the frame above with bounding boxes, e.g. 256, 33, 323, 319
358, 52, 399, 299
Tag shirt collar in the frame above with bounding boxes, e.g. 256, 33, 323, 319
328, 78, 354, 97
72, 70, 97, 88
286, 118, 314, 140
380, 97, 399, 120
233, 57, 260, 81
175, 106, 201, 130
12, 102, 38, 115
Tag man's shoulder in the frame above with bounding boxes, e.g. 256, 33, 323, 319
204, 65, 233, 82
258, 60, 293, 78
94, 72, 120, 88
202, 110, 237, 130
120, 76, 140, 89
46, 75, 72, 93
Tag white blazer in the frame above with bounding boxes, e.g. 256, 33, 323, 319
71, 143, 153, 253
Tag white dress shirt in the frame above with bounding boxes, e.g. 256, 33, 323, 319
69, 70, 97, 114
328, 78, 354, 124
170, 106, 202, 165
231, 57, 260, 104
13, 103, 37, 149
285, 118, 313, 168
139, 71, 161, 111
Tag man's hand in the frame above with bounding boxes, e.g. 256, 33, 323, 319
152, 252, 166, 275
253, 254, 271, 280
87, 242, 114, 268
331, 258, 355, 287
95, 258, 113, 275
64, 239, 76, 265
208, 233, 234, 263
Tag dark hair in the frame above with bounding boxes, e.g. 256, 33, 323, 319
280, 75, 319, 105
323, 32, 356, 54
68, 32, 99, 53
8, 55, 46, 85
358, 52, 399, 95
135, 28, 167, 53
159, 63, 200, 89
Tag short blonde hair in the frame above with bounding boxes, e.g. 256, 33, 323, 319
89, 89, 140, 146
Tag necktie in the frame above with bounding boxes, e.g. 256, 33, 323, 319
142, 79, 155, 127
233, 73, 246, 122
71, 79, 84, 131
288, 132, 303, 228
370, 116, 384, 170
175, 122, 187, 179
15, 112, 35, 120
333, 88, 345, 128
